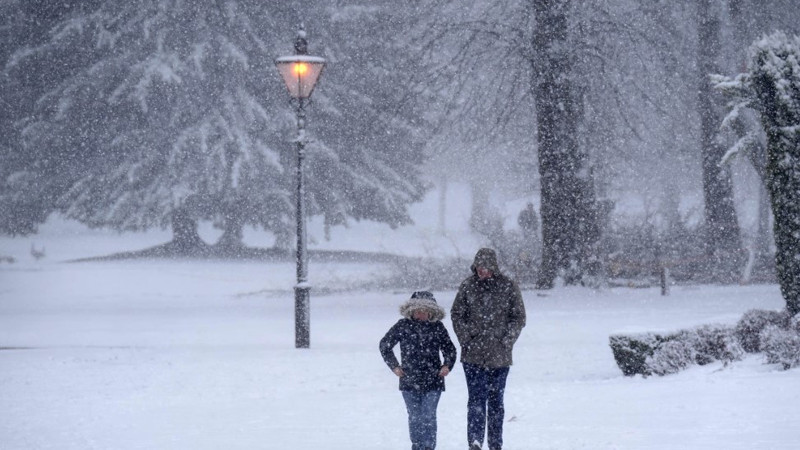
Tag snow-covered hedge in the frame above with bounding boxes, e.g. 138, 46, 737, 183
609, 333, 662, 376
734, 309, 789, 352
609, 325, 743, 376
761, 315, 800, 370
610, 309, 799, 376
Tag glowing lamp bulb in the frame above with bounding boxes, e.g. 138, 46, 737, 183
294, 63, 309, 76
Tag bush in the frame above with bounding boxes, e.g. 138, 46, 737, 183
735, 309, 789, 353
645, 337, 695, 376
610, 325, 744, 377
611, 309, 798, 376
692, 324, 744, 365
760, 315, 800, 370
609, 333, 663, 376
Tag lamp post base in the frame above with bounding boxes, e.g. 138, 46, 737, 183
294, 285, 311, 348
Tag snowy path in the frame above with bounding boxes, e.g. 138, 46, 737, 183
0, 260, 797, 449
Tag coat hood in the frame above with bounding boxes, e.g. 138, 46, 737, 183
470, 247, 500, 275
399, 291, 446, 322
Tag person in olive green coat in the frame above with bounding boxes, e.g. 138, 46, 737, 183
451, 248, 526, 450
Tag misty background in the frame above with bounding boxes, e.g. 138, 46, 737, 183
2, 0, 800, 289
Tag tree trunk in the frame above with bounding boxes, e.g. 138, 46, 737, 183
766, 126, 800, 316
170, 209, 207, 255
215, 216, 246, 254
532, 0, 599, 289
754, 183, 773, 273
697, 0, 743, 282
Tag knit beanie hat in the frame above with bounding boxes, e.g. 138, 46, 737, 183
399, 290, 446, 321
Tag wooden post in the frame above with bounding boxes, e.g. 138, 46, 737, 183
660, 265, 670, 296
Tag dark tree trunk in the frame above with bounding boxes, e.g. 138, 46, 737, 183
532, 0, 599, 289
215, 213, 246, 254
213, 201, 270, 259
766, 127, 800, 316
768, 137, 800, 316
697, 0, 743, 282
170, 209, 207, 254
214, 141, 249, 255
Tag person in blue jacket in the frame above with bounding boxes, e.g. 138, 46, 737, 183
380, 291, 457, 450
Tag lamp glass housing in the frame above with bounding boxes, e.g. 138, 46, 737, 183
275, 55, 326, 99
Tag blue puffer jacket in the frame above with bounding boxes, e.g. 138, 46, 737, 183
380, 317, 457, 392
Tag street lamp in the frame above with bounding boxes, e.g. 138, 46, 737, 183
275, 27, 326, 349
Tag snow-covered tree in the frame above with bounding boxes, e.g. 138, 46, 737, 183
716, 31, 800, 316
2, 1, 426, 253
0, 0, 100, 236
697, 0, 743, 281
406, 0, 690, 287
302, 1, 427, 233
4, 1, 293, 251
715, 0, 800, 282
530, 0, 602, 288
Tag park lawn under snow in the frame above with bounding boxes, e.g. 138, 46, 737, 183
0, 184, 797, 450
1, 254, 797, 449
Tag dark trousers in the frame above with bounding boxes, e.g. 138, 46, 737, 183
463, 362, 510, 449
402, 390, 442, 450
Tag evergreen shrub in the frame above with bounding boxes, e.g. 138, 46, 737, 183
691, 325, 745, 365
760, 315, 800, 370
644, 337, 695, 376
735, 309, 789, 352
611, 309, 799, 376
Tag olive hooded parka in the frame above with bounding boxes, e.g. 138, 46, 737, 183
451, 248, 526, 368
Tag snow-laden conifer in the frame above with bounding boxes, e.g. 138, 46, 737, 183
2, 1, 426, 252
716, 31, 800, 316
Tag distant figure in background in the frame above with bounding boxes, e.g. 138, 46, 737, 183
514, 203, 540, 283
380, 291, 457, 450
30, 243, 46, 261
517, 202, 539, 237
452, 248, 526, 450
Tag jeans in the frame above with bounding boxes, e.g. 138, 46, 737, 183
463, 362, 510, 449
401, 390, 442, 450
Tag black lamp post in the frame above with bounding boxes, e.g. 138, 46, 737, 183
275, 27, 325, 349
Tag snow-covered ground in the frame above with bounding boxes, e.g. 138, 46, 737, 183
1, 185, 797, 449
